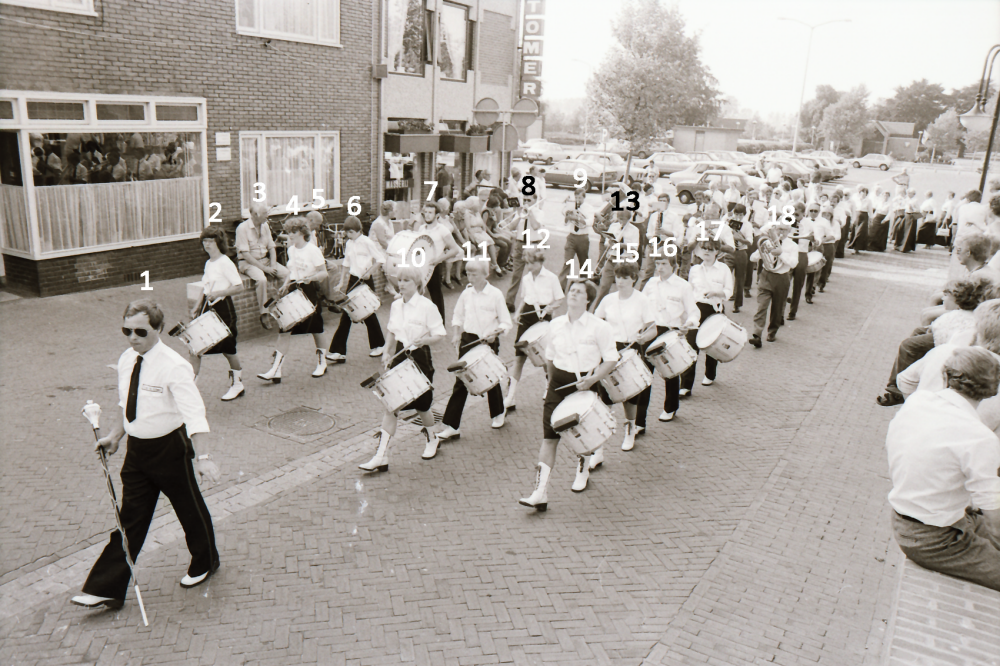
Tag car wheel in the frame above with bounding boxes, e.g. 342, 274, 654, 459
545, 157, 554, 165
678, 191, 693, 204
853, 161, 861, 168
637, 151, 648, 159
879, 164, 888, 171
584, 179, 593, 192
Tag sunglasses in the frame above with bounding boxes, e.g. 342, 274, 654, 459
122, 327, 151, 337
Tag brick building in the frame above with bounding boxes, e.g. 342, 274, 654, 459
0, 0, 378, 296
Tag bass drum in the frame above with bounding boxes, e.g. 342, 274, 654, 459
384, 231, 437, 288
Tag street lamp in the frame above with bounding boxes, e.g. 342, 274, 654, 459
959, 44, 1000, 193
778, 17, 851, 154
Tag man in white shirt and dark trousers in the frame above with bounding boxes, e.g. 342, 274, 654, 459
437, 260, 513, 442
559, 188, 595, 290
886, 347, 1000, 591
788, 202, 813, 318
72, 300, 222, 609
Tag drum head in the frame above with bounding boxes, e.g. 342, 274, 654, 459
460, 344, 491, 363
696, 315, 727, 348
807, 250, 824, 264
520, 321, 550, 343
550, 390, 597, 423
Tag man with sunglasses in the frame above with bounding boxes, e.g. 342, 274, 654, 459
71, 300, 222, 610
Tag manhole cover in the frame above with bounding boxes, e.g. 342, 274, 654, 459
268, 409, 335, 437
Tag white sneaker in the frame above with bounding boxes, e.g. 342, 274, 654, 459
679, 388, 691, 397
437, 425, 461, 440
658, 410, 675, 422
634, 425, 645, 435
588, 446, 604, 470
325, 352, 346, 363
369, 347, 384, 357
571, 457, 590, 492
621, 421, 635, 451
701, 377, 714, 386
491, 413, 505, 429
421, 428, 439, 460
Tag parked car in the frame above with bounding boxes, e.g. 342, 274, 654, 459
633, 152, 693, 176
795, 156, 837, 182
632, 141, 674, 159
674, 171, 760, 205
808, 150, 846, 165
813, 156, 847, 179
686, 151, 731, 162
763, 158, 815, 187
711, 150, 755, 166
524, 141, 574, 164
513, 137, 547, 160
573, 151, 645, 183
544, 159, 619, 192
669, 160, 748, 186
852, 153, 894, 170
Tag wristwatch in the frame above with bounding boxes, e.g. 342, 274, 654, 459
197, 454, 212, 461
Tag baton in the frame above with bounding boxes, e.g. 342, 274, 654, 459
81, 401, 149, 626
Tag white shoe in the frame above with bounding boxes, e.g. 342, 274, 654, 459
621, 421, 635, 451
421, 428, 439, 460
359, 431, 390, 472
701, 377, 714, 386
221, 370, 244, 401
325, 352, 346, 363
437, 425, 461, 440
634, 425, 645, 436
518, 463, 550, 511
588, 446, 604, 470
571, 456, 590, 492
679, 388, 690, 397
179, 567, 216, 588
491, 413, 505, 429
70, 594, 122, 609
369, 347, 384, 357
658, 410, 675, 422
257, 351, 284, 383
312, 349, 327, 377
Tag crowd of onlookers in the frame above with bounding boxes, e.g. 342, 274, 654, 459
30, 132, 193, 186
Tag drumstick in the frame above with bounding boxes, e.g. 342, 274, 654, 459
554, 370, 594, 392
458, 329, 502, 353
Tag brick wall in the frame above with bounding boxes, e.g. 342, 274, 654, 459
480, 10, 515, 87
0, 0, 375, 295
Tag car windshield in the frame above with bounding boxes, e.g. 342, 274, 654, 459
577, 153, 623, 165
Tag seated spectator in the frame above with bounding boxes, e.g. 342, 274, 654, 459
886, 346, 1000, 591
236, 202, 290, 329
930, 279, 982, 346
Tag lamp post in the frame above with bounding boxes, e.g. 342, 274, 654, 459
779, 18, 851, 154
959, 44, 1000, 193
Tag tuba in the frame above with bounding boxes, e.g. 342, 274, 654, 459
757, 225, 780, 272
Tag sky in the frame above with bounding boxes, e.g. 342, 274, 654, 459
539, 0, 1000, 117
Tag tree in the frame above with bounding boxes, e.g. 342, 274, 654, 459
965, 126, 993, 153
818, 85, 870, 152
587, 0, 720, 148
924, 109, 963, 155
874, 79, 952, 133
799, 85, 841, 145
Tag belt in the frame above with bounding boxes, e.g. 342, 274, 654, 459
894, 510, 923, 525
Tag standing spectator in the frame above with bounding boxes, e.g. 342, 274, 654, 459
917, 191, 939, 248
528, 165, 547, 210
369, 201, 395, 251
832, 191, 851, 258
849, 186, 872, 254
435, 164, 454, 201
871, 189, 893, 252
765, 162, 784, 189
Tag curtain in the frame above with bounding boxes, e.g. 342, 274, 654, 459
263, 0, 316, 39
241, 136, 259, 210
265, 136, 315, 211
388, 0, 425, 74
438, 3, 467, 80
0, 184, 30, 252
35, 177, 203, 253
319, 135, 338, 205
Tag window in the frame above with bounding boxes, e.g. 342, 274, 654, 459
27, 101, 85, 121
240, 132, 340, 215
156, 104, 199, 122
387, 0, 430, 75
96, 104, 146, 121
438, 2, 469, 81
0, 0, 96, 16
236, 0, 340, 47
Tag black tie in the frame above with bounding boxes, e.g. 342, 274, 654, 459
126, 355, 143, 423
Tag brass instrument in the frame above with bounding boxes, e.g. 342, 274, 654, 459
757, 225, 781, 272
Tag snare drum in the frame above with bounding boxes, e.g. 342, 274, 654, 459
169, 310, 231, 357
447, 344, 507, 396
336, 283, 380, 323
360, 358, 432, 413
515, 321, 552, 367
695, 314, 748, 363
269, 289, 316, 332
599, 348, 653, 403
805, 250, 826, 274
550, 391, 617, 457
384, 231, 436, 288
645, 331, 697, 379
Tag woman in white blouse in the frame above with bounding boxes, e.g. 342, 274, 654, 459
327, 216, 386, 363
188, 227, 246, 402
359, 267, 447, 473
685, 239, 734, 396
257, 217, 332, 382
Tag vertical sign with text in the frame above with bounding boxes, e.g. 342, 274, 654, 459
521, 0, 544, 99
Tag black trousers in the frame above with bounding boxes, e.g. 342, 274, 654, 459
329, 276, 385, 355
886, 329, 935, 395
82, 428, 218, 601
427, 264, 446, 321
442, 334, 505, 429
682, 302, 720, 391
789, 251, 808, 316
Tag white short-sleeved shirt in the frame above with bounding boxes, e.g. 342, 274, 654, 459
519, 267, 563, 307
452, 282, 512, 337
202, 255, 243, 297
595, 289, 655, 343
544, 311, 619, 374
117, 341, 209, 439
688, 261, 734, 309
286, 243, 326, 283
387, 293, 446, 348
344, 234, 385, 278
642, 274, 701, 329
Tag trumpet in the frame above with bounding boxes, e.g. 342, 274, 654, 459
757, 225, 781, 272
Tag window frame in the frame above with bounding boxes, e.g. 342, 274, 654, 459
235, 0, 342, 48
238, 130, 342, 217
0, 0, 97, 17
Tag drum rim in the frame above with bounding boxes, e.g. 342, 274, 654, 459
551, 389, 599, 418
696, 314, 728, 346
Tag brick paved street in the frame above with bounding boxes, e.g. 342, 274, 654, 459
0, 243, 990, 665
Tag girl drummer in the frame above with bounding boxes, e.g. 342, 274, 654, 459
358, 266, 447, 472
593, 261, 657, 458
519, 280, 619, 511
683, 238, 734, 395
506, 248, 564, 411
642, 253, 700, 422
188, 226, 246, 402
257, 217, 331, 382
327, 216, 387, 364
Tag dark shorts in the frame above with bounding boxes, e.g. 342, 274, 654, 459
289, 282, 325, 335
542, 366, 582, 440
515, 308, 550, 358
391, 341, 434, 413
203, 296, 238, 355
